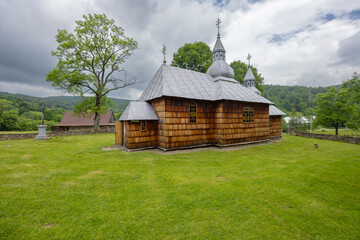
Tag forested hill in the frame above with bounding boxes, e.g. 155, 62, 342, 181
1, 84, 336, 116
263, 85, 335, 114
0, 92, 130, 113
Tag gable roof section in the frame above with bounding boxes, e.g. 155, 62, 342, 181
56, 111, 115, 126
213, 80, 272, 103
269, 105, 286, 116
139, 64, 272, 104
139, 64, 213, 101
119, 101, 159, 121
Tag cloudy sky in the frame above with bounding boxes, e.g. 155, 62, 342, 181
0, 0, 359, 100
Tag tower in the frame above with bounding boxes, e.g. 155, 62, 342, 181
244, 54, 261, 95
206, 18, 235, 79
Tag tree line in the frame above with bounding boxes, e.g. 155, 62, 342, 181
0, 92, 128, 131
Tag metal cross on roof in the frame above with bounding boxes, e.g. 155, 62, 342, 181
162, 44, 166, 64
247, 53, 252, 67
216, 18, 221, 37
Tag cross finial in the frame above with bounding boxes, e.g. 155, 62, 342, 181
247, 53, 252, 67
216, 18, 221, 37
162, 44, 166, 64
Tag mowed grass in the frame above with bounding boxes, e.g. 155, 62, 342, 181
0, 134, 359, 239
313, 128, 360, 137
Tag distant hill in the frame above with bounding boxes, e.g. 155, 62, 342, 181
0, 92, 130, 113
1, 83, 336, 115
263, 85, 335, 114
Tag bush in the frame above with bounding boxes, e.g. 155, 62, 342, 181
0, 110, 19, 131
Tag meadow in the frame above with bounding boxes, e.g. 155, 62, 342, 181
1, 134, 359, 239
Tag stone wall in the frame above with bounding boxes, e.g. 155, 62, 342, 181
0, 129, 114, 141
289, 128, 360, 144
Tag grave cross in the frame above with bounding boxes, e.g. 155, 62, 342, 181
41, 105, 45, 125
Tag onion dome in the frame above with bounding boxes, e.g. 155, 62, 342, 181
206, 19, 235, 79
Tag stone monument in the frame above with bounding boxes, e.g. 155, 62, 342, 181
35, 106, 48, 140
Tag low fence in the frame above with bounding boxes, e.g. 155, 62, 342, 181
0, 129, 114, 141
289, 128, 360, 144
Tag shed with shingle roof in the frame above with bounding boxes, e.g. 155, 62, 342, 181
52, 111, 115, 132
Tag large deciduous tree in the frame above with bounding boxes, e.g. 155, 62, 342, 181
315, 87, 347, 135
339, 73, 360, 129
230, 60, 265, 94
47, 13, 138, 131
171, 42, 212, 73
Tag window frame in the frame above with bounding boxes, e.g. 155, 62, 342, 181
140, 120, 147, 131
243, 107, 255, 123
189, 102, 197, 123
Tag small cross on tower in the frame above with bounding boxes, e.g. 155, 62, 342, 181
162, 44, 167, 64
247, 53, 252, 67
216, 18, 221, 37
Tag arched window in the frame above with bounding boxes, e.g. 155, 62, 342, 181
243, 107, 254, 123
190, 102, 197, 123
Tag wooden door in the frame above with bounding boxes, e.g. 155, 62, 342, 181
115, 121, 123, 145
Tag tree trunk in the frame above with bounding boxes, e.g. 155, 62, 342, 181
335, 124, 339, 136
94, 96, 101, 132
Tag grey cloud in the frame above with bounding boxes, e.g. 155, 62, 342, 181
292, 71, 341, 87
0, 0, 359, 99
333, 31, 360, 67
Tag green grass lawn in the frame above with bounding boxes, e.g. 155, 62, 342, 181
1, 134, 359, 239
313, 128, 360, 137
0, 131, 39, 134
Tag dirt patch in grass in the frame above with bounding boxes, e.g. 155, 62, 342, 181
78, 170, 104, 179
43, 223, 54, 229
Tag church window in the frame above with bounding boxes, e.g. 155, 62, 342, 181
243, 107, 254, 123
190, 102, 197, 123
269, 118, 272, 127
141, 120, 146, 131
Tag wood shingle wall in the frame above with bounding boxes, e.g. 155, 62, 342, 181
269, 116, 282, 137
215, 101, 270, 145
153, 97, 215, 149
123, 96, 275, 150
124, 120, 158, 149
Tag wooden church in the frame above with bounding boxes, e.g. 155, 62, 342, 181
119, 21, 285, 151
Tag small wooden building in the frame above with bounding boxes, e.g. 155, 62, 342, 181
52, 111, 115, 132
119, 27, 285, 151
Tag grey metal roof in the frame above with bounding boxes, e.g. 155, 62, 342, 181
248, 86, 261, 95
139, 64, 214, 101
119, 101, 159, 121
139, 64, 273, 104
244, 67, 255, 80
206, 59, 235, 78
212, 37, 225, 53
213, 80, 273, 104
269, 105, 286, 116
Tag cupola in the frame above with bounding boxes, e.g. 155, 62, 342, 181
244, 54, 261, 95
206, 18, 235, 79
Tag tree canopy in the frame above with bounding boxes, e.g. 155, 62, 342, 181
230, 60, 265, 94
46, 13, 138, 131
339, 73, 360, 129
171, 42, 212, 73
315, 87, 347, 135
315, 73, 360, 134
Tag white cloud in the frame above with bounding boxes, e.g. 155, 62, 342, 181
0, 0, 359, 98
